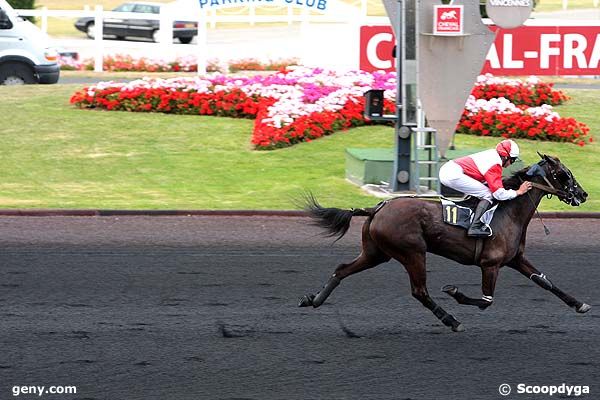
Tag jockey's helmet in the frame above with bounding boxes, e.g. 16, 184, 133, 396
496, 139, 520, 161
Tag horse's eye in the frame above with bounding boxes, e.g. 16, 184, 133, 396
557, 171, 574, 186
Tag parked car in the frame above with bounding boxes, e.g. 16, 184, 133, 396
0, 0, 59, 85
74, 2, 197, 44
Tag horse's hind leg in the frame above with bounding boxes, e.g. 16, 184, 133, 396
299, 221, 390, 308
297, 251, 389, 308
395, 252, 465, 332
509, 256, 591, 313
442, 266, 498, 310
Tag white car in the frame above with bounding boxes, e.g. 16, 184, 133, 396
0, 0, 59, 84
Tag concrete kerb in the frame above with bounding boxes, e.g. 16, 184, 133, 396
0, 210, 598, 218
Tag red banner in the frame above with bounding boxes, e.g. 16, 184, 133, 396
360, 24, 600, 75
359, 26, 396, 71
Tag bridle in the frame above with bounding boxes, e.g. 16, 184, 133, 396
548, 163, 581, 204
518, 162, 563, 236
530, 177, 565, 198
519, 159, 581, 235
525, 161, 569, 199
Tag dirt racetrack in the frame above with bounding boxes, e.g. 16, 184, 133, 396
0, 216, 598, 399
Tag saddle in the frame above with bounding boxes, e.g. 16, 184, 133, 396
373, 195, 499, 237
440, 196, 499, 236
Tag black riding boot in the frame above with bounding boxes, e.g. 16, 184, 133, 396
467, 199, 493, 237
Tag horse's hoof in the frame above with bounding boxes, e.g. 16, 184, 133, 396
298, 294, 315, 307
441, 285, 458, 296
452, 323, 466, 332
576, 303, 591, 313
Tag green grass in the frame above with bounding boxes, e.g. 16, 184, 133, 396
0, 84, 391, 209
534, 0, 599, 12
0, 84, 597, 211
540, 77, 600, 86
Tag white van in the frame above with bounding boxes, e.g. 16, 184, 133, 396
0, 0, 59, 84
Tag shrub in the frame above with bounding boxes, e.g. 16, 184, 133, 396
7, 0, 35, 22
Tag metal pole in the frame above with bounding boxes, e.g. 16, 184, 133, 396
94, 5, 103, 73
196, 10, 207, 75
391, 0, 413, 192
299, 8, 310, 66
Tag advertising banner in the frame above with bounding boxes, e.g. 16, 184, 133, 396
433, 5, 464, 35
360, 24, 600, 75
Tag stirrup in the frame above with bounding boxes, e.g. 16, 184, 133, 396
467, 225, 492, 237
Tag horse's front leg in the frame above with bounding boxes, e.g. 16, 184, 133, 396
442, 265, 498, 310
508, 256, 591, 313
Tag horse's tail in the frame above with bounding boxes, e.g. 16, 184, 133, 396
303, 193, 375, 242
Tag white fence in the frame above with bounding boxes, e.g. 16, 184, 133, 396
15, 4, 384, 73
561, 0, 599, 10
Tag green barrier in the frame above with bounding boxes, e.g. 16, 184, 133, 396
345, 147, 513, 186
345, 148, 395, 185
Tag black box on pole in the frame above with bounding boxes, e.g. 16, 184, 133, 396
364, 90, 385, 118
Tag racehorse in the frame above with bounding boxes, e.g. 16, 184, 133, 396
298, 153, 590, 332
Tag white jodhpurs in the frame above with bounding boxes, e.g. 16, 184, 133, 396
439, 161, 493, 203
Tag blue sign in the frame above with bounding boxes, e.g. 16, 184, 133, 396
198, 0, 328, 11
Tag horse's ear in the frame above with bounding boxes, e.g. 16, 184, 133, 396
537, 152, 556, 164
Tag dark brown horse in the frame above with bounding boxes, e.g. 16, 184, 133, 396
299, 153, 590, 332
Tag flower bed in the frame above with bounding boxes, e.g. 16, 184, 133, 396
70, 67, 396, 149
70, 69, 592, 149
228, 58, 301, 73
59, 54, 300, 74
471, 74, 568, 107
459, 85, 590, 146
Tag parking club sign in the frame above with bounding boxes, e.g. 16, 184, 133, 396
198, 0, 328, 11
433, 5, 463, 35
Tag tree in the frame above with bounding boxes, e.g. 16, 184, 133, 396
7, 0, 36, 23
7, 0, 35, 9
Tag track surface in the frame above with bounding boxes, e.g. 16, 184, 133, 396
1, 216, 598, 399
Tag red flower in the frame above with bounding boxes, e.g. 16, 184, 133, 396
71, 74, 590, 150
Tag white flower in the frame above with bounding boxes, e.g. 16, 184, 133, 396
464, 95, 522, 115
86, 67, 398, 128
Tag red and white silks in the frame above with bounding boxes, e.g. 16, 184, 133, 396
439, 149, 517, 203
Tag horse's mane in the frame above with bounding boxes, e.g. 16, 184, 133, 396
502, 165, 535, 190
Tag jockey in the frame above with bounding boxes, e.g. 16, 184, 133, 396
439, 139, 533, 237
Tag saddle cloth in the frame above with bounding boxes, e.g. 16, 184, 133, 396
440, 197, 499, 235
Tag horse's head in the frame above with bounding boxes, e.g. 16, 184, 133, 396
527, 152, 588, 206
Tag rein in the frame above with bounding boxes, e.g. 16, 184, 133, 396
530, 177, 565, 197
519, 175, 562, 236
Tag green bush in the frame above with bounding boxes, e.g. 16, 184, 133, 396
7, 0, 36, 22
7, 0, 35, 9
